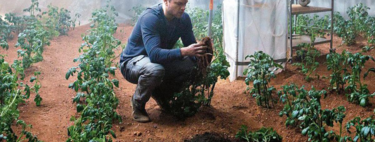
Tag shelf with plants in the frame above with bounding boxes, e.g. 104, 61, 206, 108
288, 0, 334, 60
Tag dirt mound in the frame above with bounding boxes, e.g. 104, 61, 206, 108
185, 132, 238, 142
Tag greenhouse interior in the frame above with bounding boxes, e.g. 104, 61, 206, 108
1, 0, 375, 141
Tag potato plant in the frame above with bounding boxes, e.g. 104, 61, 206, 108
243, 51, 283, 108
333, 12, 356, 46
292, 15, 311, 35
153, 42, 229, 119
14, 0, 50, 72
0, 17, 11, 49
345, 115, 375, 141
236, 125, 282, 142
0, 56, 40, 142
312, 15, 329, 37
4, 13, 26, 34
347, 3, 369, 36
65, 3, 122, 141
278, 84, 348, 141
43, 4, 80, 38
15, 27, 50, 69
293, 27, 321, 81
344, 52, 375, 107
326, 50, 349, 93
333, 3, 375, 46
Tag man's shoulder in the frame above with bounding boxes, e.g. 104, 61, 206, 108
140, 3, 163, 21
179, 13, 192, 25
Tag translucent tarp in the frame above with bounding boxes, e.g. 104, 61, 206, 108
308, 0, 375, 18
223, 0, 287, 81
0, 0, 223, 25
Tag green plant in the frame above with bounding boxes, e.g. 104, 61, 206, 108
15, 27, 50, 69
14, 0, 50, 72
30, 72, 42, 106
0, 17, 11, 49
43, 4, 60, 38
365, 17, 375, 47
278, 85, 325, 127
347, 3, 369, 36
293, 15, 311, 35
243, 51, 283, 108
346, 116, 375, 141
362, 46, 373, 52
312, 14, 329, 37
43, 4, 79, 37
153, 41, 229, 119
65, 2, 122, 141
235, 125, 282, 142
333, 4, 372, 46
344, 52, 375, 107
0, 56, 40, 142
333, 12, 356, 45
5, 13, 26, 34
293, 27, 321, 81
278, 84, 348, 141
326, 50, 348, 93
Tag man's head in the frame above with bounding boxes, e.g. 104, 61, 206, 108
163, 0, 188, 19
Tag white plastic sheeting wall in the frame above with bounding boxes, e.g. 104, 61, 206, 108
0, 0, 223, 25
309, 0, 375, 18
223, 0, 287, 81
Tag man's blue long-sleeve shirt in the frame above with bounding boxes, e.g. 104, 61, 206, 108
120, 3, 196, 65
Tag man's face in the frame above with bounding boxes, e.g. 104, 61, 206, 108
165, 0, 188, 18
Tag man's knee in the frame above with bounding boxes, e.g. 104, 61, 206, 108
144, 63, 165, 78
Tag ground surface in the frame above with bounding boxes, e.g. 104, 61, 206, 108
1, 24, 375, 142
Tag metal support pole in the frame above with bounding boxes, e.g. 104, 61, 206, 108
289, 0, 293, 61
208, 0, 214, 37
235, 0, 240, 79
330, 0, 334, 50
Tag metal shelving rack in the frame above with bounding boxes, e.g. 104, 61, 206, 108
288, 0, 334, 60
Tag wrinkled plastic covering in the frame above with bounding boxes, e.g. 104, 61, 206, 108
309, 0, 375, 18
0, 0, 223, 25
223, 0, 287, 81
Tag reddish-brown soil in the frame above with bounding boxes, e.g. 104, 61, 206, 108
1, 25, 375, 142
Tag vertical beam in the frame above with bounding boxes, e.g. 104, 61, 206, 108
330, 0, 334, 49
208, 0, 214, 37
235, 0, 240, 78
289, 0, 293, 60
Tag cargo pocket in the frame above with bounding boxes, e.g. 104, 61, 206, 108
125, 55, 145, 84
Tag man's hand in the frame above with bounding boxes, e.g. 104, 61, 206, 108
180, 43, 207, 57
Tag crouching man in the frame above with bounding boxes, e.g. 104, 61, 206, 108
120, 0, 206, 122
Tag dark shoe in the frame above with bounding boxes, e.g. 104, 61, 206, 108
131, 98, 151, 123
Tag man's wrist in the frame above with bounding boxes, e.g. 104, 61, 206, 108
180, 48, 186, 56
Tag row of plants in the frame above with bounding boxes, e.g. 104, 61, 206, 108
0, 55, 42, 141
278, 83, 375, 141
65, 3, 122, 141
243, 49, 374, 141
1, 0, 79, 141
294, 3, 375, 50
289, 5, 375, 107
327, 50, 375, 107
1, 0, 78, 77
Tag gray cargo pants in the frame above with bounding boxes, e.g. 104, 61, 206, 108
120, 55, 196, 106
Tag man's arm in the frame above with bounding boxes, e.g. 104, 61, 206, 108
141, 13, 182, 64
179, 14, 207, 57
181, 14, 197, 47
